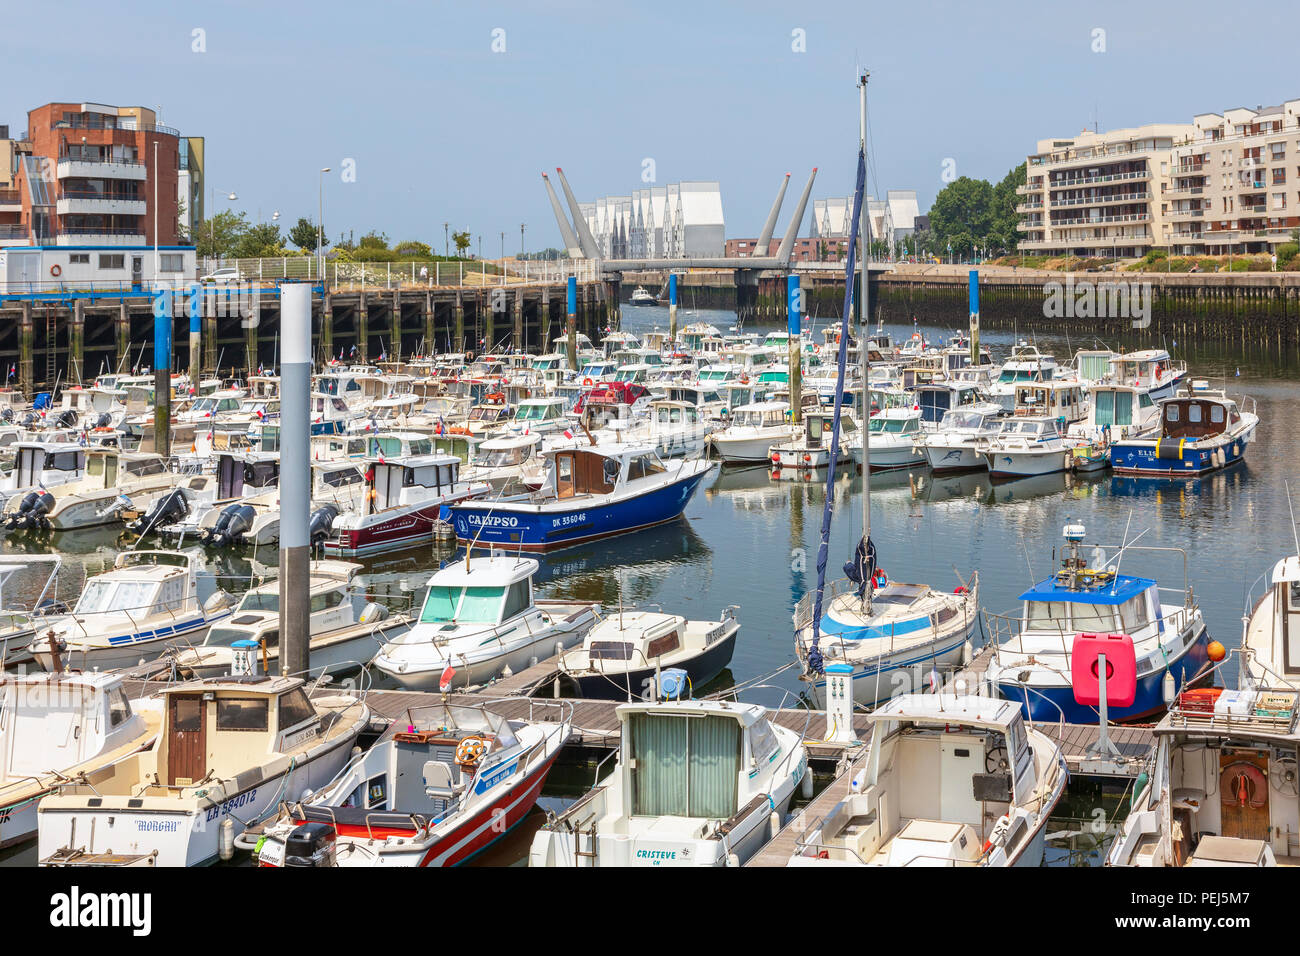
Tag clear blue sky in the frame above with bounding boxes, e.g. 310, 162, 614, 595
3, 0, 1293, 250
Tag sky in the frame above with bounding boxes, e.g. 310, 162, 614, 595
3, 0, 1295, 252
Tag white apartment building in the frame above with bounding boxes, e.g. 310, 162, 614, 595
1167, 100, 1300, 255
1017, 123, 1195, 258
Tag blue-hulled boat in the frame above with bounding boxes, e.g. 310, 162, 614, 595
447, 443, 716, 552
984, 523, 1211, 724
1109, 387, 1257, 477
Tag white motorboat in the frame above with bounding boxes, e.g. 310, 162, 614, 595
709, 401, 796, 463
1107, 666, 1298, 867
252, 698, 572, 868
0, 555, 64, 669
529, 699, 807, 867
171, 561, 411, 679
1241, 553, 1300, 691
27, 550, 236, 672
557, 605, 740, 700
630, 286, 657, 306
2, 449, 177, 531
789, 695, 1067, 867
372, 554, 599, 691
852, 407, 925, 470
38, 671, 370, 867
980, 416, 1076, 478
0, 441, 86, 494
986, 342, 1059, 411
769, 409, 857, 477
921, 402, 1006, 472
0, 670, 160, 848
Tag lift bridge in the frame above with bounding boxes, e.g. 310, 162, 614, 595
543, 166, 887, 324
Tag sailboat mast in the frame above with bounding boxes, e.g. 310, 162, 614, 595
859, 70, 872, 614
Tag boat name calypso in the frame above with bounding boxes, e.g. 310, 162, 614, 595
464, 514, 520, 529
203, 787, 259, 823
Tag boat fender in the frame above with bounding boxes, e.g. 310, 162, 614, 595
358, 602, 389, 625
1222, 762, 1268, 809
219, 818, 235, 862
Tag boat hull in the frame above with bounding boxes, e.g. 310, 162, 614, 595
564, 625, 738, 701
809, 630, 973, 709
327, 491, 479, 557
376, 620, 590, 691
449, 467, 712, 553
985, 449, 1070, 478
994, 624, 1211, 724
1110, 432, 1251, 477
925, 444, 986, 473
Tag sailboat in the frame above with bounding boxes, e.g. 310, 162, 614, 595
793, 85, 979, 710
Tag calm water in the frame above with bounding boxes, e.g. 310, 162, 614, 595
4, 303, 1299, 866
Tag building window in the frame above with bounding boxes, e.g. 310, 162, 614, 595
160, 253, 184, 272
98, 254, 124, 269
1273, 193, 1286, 211
1273, 168, 1286, 185
69, 253, 89, 265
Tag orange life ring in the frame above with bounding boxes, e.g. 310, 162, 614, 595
739, 374, 750, 385
583, 377, 594, 387
1221, 761, 1268, 809
50, 264, 62, 277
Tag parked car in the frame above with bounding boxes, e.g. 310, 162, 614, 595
200, 268, 240, 283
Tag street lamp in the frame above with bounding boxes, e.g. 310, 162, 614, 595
318, 167, 330, 284
520, 223, 525, 258
208, 187, 238, 265
444, 223, 450, 258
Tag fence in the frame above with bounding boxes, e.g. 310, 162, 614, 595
198, 256, 601, 290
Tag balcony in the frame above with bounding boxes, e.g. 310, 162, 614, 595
1016, 201, 1043, 213
55, 228, 146, 246
1169, 207, 1205, 219
1163, 184, 1205, 197
53, 118, 181, 137
0, 224, 29, 246
1051, 212, 1150, 227
1048, 169, 1149, 188
56, 196, 147, 216
1238, 180, 1267, 192
56, 158, 147, 181
1049, 191, 1151, 208
0, 188, 19, 211
1239, 156, 1265, 169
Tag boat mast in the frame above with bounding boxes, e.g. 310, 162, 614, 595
859, 69, 872, 615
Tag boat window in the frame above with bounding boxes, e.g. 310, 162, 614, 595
217, 697, 269, 732
1026, 601, 1067, 627
501, 580, 531, 619
1165, 405, 1180, 423
458, 586, 505, 623
50, 452, 83, 471
74, 579, 156, 614
420, 585, 461, 623
109, 688, 132, 728
1210, 405, 1224, 424
629, 712, 740, 819
647, 631, 680, 658
310, 590, 346, 613
1140, 393, 1153, 408
1069, 603, 1116, 632
626, 455, 666, 481
749, 720, 778, 765
87, 455, 105, 477
203, 626, 250, 647
589, 641, 633, 660
239, 592, 279, 613
1188, 403, 1202, 423
277, 688, 317, 730
323, 467, 363, 488
1119, 598, 1147, 633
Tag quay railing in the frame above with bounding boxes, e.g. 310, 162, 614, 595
198, 256, 602, 291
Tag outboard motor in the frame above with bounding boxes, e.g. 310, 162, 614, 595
308, 504, 340, 544
203, 503, 256, 547
1, 407, 13, 423
94, 412, 113, 429
5, 490, 56, 531
280, 822, 336, 867
57, 409, 78, 428
128, 488, 188, 534
20, 412, 37, 428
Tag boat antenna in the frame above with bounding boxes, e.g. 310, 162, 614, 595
1019, 533, 1035, 585
859, 69, 873, 616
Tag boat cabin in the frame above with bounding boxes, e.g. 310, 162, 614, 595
416, 556, 536, 629
73, 550, 201, 619
1013, 381, 1085, 421
545, 445, 669, 499
10, 442, 85, 488
365, 454, 463, 511
472, 432, 541, 468
155, 677, 326, 786
196, 561, 361, 655
727, 401, 788, 429
1158, 393, 1241, 441
915, 382, 983, 424
215, 451, 280, 500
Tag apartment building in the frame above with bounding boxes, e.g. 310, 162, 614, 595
1167, 100, 1300, 255
1017, 123, 1195, 258
1, 102, 204, 249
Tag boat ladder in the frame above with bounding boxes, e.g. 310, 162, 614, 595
571, 812, 599, 863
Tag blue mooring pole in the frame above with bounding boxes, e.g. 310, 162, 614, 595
968, 269, 980, 366
668, 273, 678, 347
566, 275, 578, 370
153, 294, 171, 457
788, 274, 802, 424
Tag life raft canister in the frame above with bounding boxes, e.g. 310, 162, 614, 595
1221, 761, 1268, 809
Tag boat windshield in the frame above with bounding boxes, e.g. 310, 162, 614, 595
74, 579, 160, 615
1092, 390, 1134, 428
869, 417, 915, 434
420, 585, 506, 624
997, 368, 1040, 384
939, 410, 986, 430
239, 591, 279, 612
474, 448, 525, 467
514, 404, 554, 422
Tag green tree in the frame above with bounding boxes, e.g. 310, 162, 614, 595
289, 217, 322, 252
393, 239, 433, 259
195, 210, 250, 259
232, 222, 284, 259
452, 230, 471, 257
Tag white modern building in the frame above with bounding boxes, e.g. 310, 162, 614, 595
580, 181, 725, 259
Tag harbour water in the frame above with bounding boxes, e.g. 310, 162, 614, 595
3, 305, 1298, 866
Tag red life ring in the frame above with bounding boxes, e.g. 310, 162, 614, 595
50, 264, 62, 277
583, 377, 594, 387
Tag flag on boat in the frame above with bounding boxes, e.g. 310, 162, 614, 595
435, 416, 445, 436
563, 428, 574, 440
928, 667, 940, 693
439, 664, 456, 693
